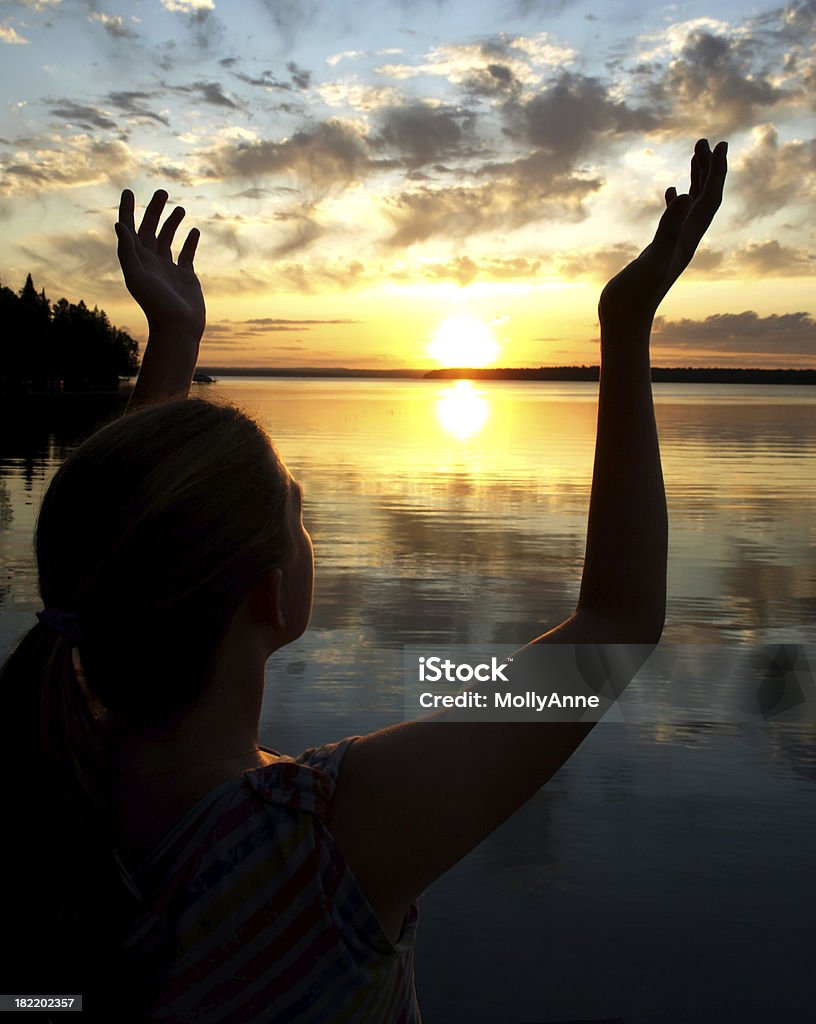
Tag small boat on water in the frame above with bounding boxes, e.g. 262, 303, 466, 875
192, 373, 217, 384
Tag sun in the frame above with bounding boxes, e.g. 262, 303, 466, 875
429, 315, 499, 368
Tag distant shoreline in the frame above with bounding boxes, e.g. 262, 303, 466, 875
195, 366, 816, 385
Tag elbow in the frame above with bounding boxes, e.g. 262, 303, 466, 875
574, 602, 666, 646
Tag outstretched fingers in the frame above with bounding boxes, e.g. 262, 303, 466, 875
119, 189, 136, 232
137, 190, 169, 249
156, 206, 186, 259
689, 139, 711, 200
651, 192, 692, 259
178, 227, 200, 270
115, 221, 143, 282
683, 140, 727, 249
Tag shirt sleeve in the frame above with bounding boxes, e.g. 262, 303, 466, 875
248, 736, 419, 957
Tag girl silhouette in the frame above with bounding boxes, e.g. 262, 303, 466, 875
1, 139, 726, 1022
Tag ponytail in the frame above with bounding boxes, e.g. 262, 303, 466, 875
0, 396, 293, 1020
0, 621, 128, 1018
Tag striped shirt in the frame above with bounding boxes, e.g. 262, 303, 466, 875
115, 738, 421, 1023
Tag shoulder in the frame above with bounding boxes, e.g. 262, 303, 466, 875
242, 736, 360, 819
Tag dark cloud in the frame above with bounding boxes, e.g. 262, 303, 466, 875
49, 101, 117, 132
245, 316, 358, 326
231, 68, 293, 90
205, 120, 383, 190
147, 163, 194, 185
286, 61, 311, 89
172, 80, 240, 109
230, 185, 298, 199
653, 311, 816, 355
206, 316, 357, 338
505, 71, 657, 168
646, 29, 790, 134
377, 104, 475, 169
462, 62, 522, 98
106, 91, 170, 126
734, 124, 816, 218
733, 240, 815, 276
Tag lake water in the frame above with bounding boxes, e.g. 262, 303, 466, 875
1, 378, 815, 1022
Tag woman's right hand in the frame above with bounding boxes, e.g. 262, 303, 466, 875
598, 138, 727, 331
115, 189, 206, 342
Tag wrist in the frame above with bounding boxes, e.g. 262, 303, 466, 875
599, 316, 653, 350
147, 321, 203, 346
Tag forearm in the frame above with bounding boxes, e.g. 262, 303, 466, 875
125, 327, 200, 414
576, 318, 667, 638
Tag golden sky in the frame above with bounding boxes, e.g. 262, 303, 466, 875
0, 0, 814, 368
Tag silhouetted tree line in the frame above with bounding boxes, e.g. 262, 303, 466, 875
425, 366, 816, 384
0, 274, 139, 394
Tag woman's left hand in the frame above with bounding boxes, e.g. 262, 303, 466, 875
115, 189, 206, 342
598, 138, 727, 331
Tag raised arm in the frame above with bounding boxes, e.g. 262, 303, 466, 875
576, 138, 726, 632
115, 189, 205, 413
326, 139, 728, 944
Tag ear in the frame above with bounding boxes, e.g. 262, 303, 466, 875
248, 568, 285, 631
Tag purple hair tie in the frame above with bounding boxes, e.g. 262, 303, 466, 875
35, 608, 82, 645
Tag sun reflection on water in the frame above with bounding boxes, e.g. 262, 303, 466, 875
435, 380, 490, 440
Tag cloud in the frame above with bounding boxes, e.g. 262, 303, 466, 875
16, 230, 122, 301
48, 100, 118, 132
326, 50, 365, 66
732, 239, 815, 276
0, 24, 28, 44
663, 29, 790, 132
170, 79, 240, 109
376, 33, 573, 88
551, 238, 814, 283
201, 258, 369, 296
161, 0, 214, 11
106, 91, 170, 127
377, 104, 475, 169
265, 205, 325, 258
207, 316, 359, 337
230, 68, 293, 90
505, 71, 657, 167
287, 61, 311, 90
396, 254, 544, 286
88, 11, 138, 40
10, 0, 61, 8
204, 120, 382, 190
0, 136, 135, 195
255, 0, 316, 46
652, 310, 816, 356
553, 243, 640, 282
326, 48, 402, 67
383, 159, 600, 248
733, 124, 816, 219
272, 258, 367, 293
316, 80, 403, 111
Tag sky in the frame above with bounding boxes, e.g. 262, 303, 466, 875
0, 0, 814, 369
